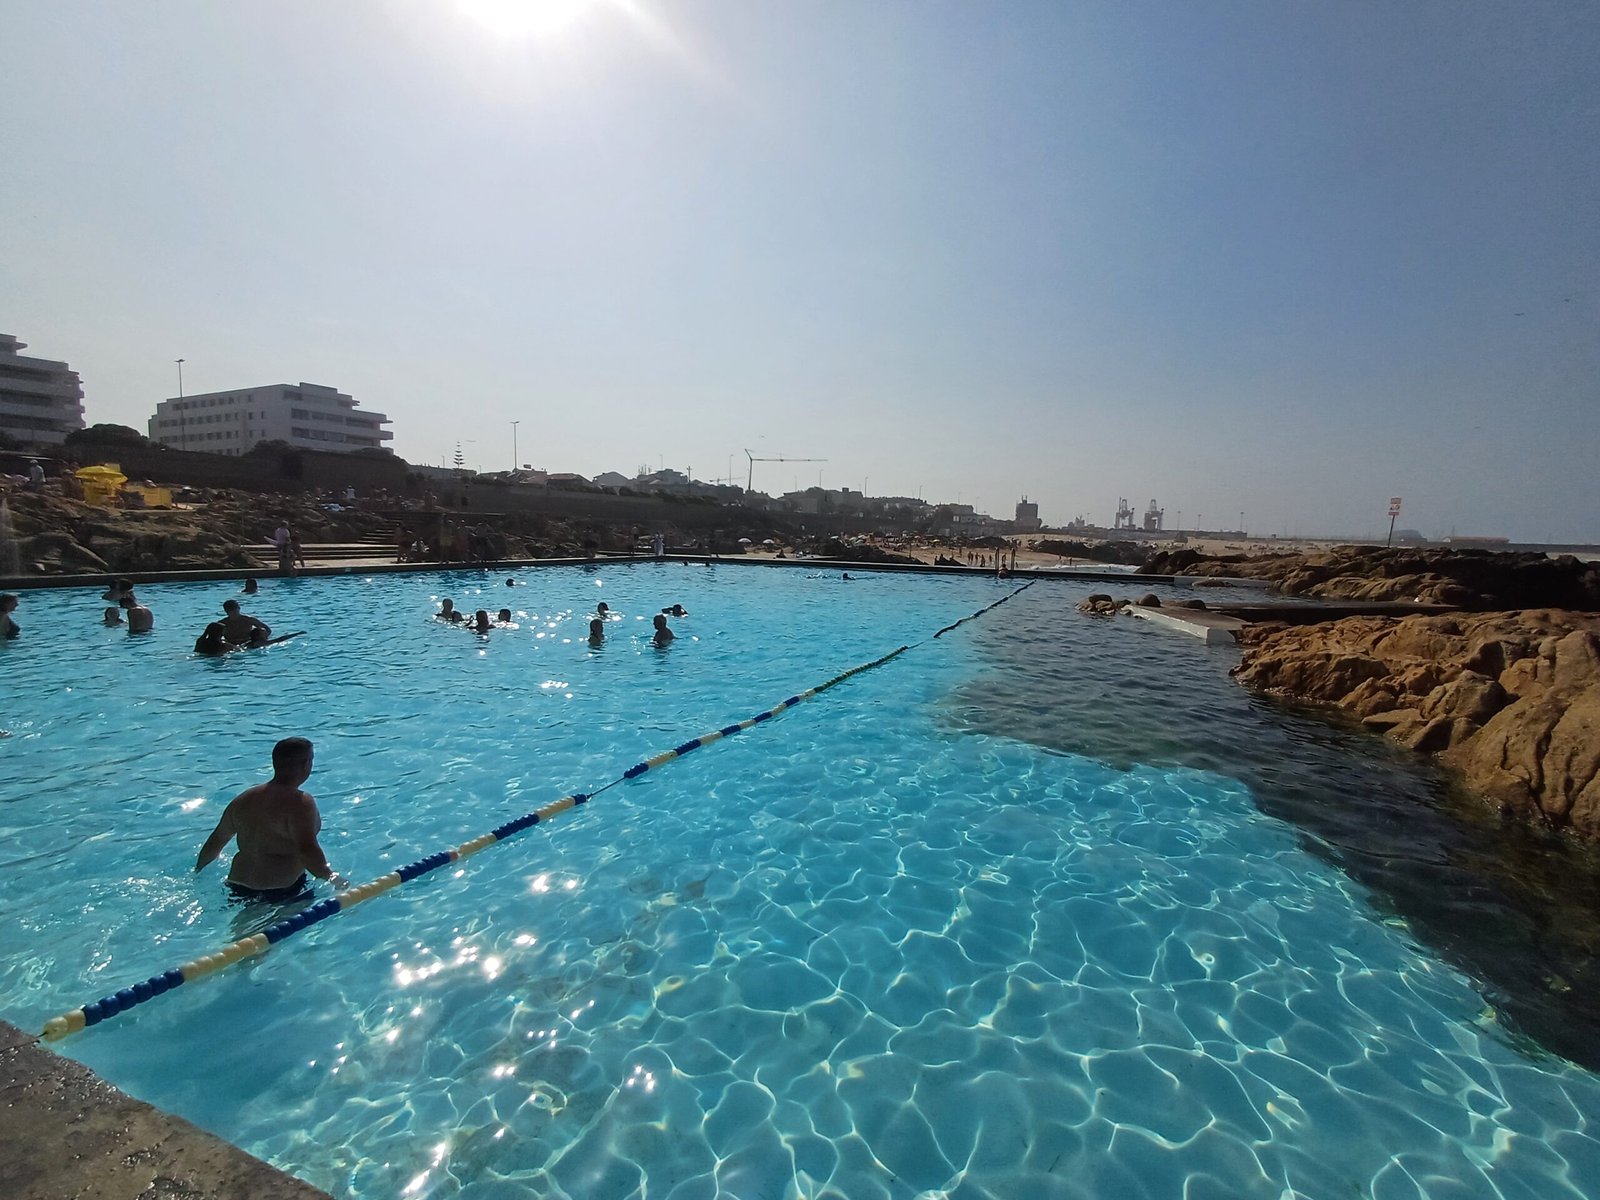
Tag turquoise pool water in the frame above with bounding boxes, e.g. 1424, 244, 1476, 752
2, 565, 1599, 1199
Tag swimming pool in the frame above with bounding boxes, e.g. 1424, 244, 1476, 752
3, 565, 1599, 1198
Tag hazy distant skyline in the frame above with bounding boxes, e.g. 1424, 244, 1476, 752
2, 1, 1596, 540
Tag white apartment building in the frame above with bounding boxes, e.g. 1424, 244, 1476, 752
0, 333, 85, 445
148, 382, 392, 456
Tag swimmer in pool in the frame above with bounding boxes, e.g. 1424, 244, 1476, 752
194, 621, 232, 655
496, 608, 513, 624
471, 609, 492, 633
597, 601, 611, 618
121, 595, 154, 633
194, 737, 348, 900
220, 598, 271, 647
437, 598, 463, 623
0, 593, 18, 640
102, 577, 136, 604
662, 604, 688, 617
103, 606, 123, 626
243, 577, 259, 595
651, 613, 675, 645
588, 617, 605, 645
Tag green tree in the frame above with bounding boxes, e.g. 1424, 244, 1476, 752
65, 423, 150, 448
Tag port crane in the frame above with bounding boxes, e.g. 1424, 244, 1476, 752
745, 449, 827, 495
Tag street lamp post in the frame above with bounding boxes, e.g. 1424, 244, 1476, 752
510, 421, 520, 473
175, 358, 186, 448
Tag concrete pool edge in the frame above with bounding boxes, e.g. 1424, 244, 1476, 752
0, 1019, 330, 1200
0, 552, 1223, 592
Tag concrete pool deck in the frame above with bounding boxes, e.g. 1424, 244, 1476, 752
0, 1020, 329, 1200
1126, 603, 1249, 644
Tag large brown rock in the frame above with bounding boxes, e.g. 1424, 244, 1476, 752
1141, 545, 1600, 611
1234, 610, 1600, 838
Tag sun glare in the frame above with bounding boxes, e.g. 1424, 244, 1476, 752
457, 0, 594, 39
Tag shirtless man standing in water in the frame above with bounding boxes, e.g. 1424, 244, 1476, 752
194, 737, 348, 901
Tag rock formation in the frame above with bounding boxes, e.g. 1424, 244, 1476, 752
1076, 594, 1123, 616
1031, 538, 1151, 567
1234, 610, 1600, 838
1140, 545, 1600, 610
820, 538, 921, 566
0, 487, 638, 576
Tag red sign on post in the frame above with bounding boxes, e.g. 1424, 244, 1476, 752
1388, 497, 1403, 517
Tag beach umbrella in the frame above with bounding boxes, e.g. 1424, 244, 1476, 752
738, 537, 753, 544
762, 538, 778, 546
74, 464, 128, 507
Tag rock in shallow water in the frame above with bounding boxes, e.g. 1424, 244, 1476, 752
1233, 610, 1600, 838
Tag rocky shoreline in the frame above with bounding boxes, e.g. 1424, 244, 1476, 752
1140, 543, 1600, 609
1234, 609, 1600, 839
0, 489, 648, 575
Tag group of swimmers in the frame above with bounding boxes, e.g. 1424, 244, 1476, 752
434, 598, 517, 634
197, 592, 690, 903
435, 586, 688, 647
93, 575, 282, 653
97, 577, 156, 632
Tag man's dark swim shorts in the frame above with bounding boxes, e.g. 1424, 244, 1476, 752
227, 874, 312, 904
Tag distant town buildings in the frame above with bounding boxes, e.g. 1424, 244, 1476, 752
0, 333, 85, 446
147, 382, 392, 456
1015, 497, 1042, 531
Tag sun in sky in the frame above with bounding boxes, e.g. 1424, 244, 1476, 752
456, 0, 596, 39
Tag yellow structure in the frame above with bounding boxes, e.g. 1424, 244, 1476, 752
122, 482, 174, 508
74, 464, 127, 507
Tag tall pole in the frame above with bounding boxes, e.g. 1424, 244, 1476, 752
175, 358, 186, 448
1387, 512, 1398, 547
510, 421, 519, 472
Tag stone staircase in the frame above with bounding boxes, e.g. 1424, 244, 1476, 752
246, 539, 399, 567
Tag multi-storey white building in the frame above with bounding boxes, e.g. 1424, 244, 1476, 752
148, 382, 392, 456
0, 334, 85, 446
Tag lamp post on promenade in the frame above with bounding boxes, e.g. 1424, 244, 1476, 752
175, 358, 186, 448
511, 421, 520, 473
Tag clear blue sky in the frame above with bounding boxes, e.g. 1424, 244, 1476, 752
2, 1, 1596, 540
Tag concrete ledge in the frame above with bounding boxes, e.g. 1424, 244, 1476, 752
1, 556, 1185, 592
0, 1020, 329, 1200
1126, 605, 1246, 645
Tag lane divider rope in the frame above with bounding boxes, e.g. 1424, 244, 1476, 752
40, 583, 1032, 1042
933, 579, 1034, 637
